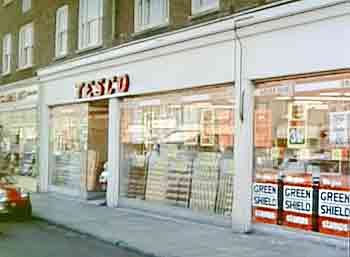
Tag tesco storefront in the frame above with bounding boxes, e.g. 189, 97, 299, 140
37, 0, 349, 242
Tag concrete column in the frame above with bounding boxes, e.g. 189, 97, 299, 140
38, 86, 49, 193
231, 32, 255, 232
106, 97, 121, 207
232, 78, 255, 233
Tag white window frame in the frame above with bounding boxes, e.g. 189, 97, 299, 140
2, 34, 12, 75
78, 0, 103, 50
55, 5, 69, 58
2, 0, 13, 7
22, 0, 31, 13
134, 0, 169, 32
191, 0, 219, 15
18, 23, 34, 69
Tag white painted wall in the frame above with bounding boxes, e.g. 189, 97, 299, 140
42, 37, 235, 106
243, 14, 349, 79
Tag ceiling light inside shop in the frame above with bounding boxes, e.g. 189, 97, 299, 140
319, 92, 342, 96
274, 97, 292, 100
294, 96, 350, 101
294, 101, 324, 105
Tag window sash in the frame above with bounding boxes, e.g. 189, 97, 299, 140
79, 0, 103, 50
135, 0, 169, 32
192, 0, 219, 14
2, 34, 11, 74
55, 6, 68, 57
22, 0, 31, 13
19, 23, 33, 68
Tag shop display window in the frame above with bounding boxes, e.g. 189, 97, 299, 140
0, 109, 38, 192
49, 101, 108, 195
120, 86, 235, 216
252, 73, 350, 237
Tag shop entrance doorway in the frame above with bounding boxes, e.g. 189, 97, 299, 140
49, 100, 109, 201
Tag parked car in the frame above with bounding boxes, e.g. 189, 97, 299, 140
0, 173, 32, 219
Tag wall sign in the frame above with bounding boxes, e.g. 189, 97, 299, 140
252, 183, 278, 209
283, 185, 313, 214
0, 86, 38, 105
76, 74, 130, 100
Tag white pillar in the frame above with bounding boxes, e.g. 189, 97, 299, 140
232, 78, 255, 233
38, 86, 49, 193
106, 97, 121, 207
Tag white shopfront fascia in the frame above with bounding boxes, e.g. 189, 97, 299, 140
37, 0, 349, 232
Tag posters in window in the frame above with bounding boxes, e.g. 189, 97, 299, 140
329, 112, 350, 147
288, 104, 307, 148
255, 110, 272, 148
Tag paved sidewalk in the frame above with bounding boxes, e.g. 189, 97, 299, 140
31, 193, 348, 257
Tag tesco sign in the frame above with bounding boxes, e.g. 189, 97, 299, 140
76, 74, 130, 100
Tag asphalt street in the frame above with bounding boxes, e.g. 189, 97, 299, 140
0, 219, 145, 257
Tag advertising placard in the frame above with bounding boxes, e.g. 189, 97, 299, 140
253, 183, 278, 209
282, 185, 313, 230
252, 183, 279, 224
283, 186, 313, 214
319, 189, 350, 219
318, 189, 350, 237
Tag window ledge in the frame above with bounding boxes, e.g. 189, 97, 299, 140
76, 43, 103, 54
17, 65, 34, 72
189, 7, 220, 20
53, 54, 68, 61
1, 71, 11, 77
133, 22, 170, 37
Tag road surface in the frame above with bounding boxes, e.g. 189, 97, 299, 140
0, 219, 145, 257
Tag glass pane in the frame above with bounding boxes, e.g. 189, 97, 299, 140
252, 73, 350, 238
49, 104, 89, 191
120, 85, 235, 217
0, 109, 38, 192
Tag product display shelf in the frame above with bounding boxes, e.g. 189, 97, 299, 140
190, 152, 220, 214
215, 157, 235, 216
145, 155, 169, 202
166, 153, 193, 208
53, 152, 82, 190
127, 155, 147, 199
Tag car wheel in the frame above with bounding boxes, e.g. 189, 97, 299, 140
14, 202, 32, 221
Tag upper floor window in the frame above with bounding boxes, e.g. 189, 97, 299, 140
18, 23, 34, 69
192, 0, 219, 15
22, 0, 31, 13
135, 0, 169, 32
2, 34, 12, 75
55, 5, 68, 57
78, 0, 103, 50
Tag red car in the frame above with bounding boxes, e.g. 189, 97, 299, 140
0, 173, 32, 220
